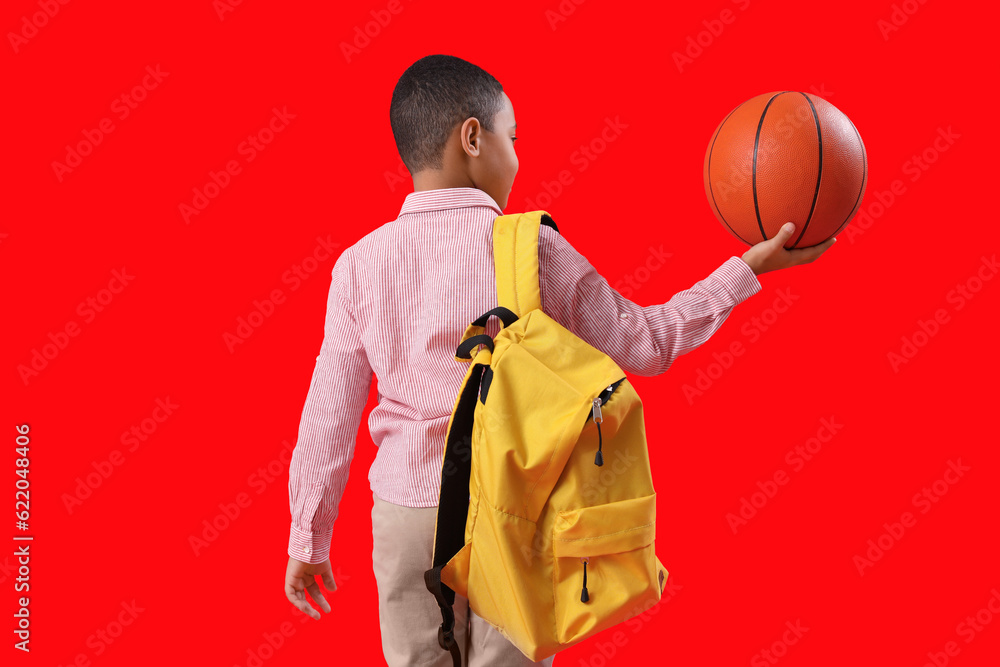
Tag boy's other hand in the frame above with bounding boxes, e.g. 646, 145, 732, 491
740, 223, 837, 276
285, 556, 336, 620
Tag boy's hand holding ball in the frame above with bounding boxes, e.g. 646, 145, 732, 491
741, 222, 836, 276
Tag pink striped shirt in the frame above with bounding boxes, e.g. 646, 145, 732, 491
287, 187, 762, 563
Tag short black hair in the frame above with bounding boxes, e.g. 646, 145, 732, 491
390, 54, 505, 174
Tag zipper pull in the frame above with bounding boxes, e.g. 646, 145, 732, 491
580, 557, 590, 603
592, 398, 604, 466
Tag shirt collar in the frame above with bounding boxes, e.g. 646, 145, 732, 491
398, 187, 503, 218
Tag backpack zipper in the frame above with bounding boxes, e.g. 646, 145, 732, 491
591, 398, 604, 466
580, 557, 590, 603
586, 377, 626, 467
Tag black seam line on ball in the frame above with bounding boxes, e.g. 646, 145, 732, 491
830, 118, 867, 240
752, 91, 790, 241
793, 92, 823, 248
708, 102, 753, 246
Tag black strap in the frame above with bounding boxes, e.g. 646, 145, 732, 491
454, 306, 517, 360
425, 361, 485, 667
455, 334, 494, 360
471, 305, 518, 329
424, 567, 462, 667
479, 367, 493, 404
540, 213, 559, 232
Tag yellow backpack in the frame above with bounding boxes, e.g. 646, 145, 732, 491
424, 210, 669, 664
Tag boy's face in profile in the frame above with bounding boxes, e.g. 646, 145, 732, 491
467, 91, 518, 209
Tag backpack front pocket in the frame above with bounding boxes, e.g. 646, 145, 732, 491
551, 493, 660, 645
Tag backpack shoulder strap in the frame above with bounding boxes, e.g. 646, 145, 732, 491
492, 211, 559, 317
424, 346, 491, 667
454, 211, 559, 354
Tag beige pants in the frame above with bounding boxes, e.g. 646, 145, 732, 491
371, 491, 556, 666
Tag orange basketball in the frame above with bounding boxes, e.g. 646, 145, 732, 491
703, 91, 867, 248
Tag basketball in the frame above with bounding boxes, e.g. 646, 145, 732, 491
703, 91, 867, 248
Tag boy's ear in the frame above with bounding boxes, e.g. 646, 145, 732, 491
460, 117, 482, 157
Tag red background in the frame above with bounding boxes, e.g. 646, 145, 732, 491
4, 0, 998, 665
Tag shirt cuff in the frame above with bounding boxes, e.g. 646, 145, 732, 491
711, 256, 762, 304
288, 524, 333, 564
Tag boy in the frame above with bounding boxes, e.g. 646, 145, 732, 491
283, 55, 835, 666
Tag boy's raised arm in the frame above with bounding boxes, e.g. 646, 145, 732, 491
537, 223, 762, 377
537, 221, 836, 377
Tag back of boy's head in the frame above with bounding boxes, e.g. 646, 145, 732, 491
390, 54, 504, 174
